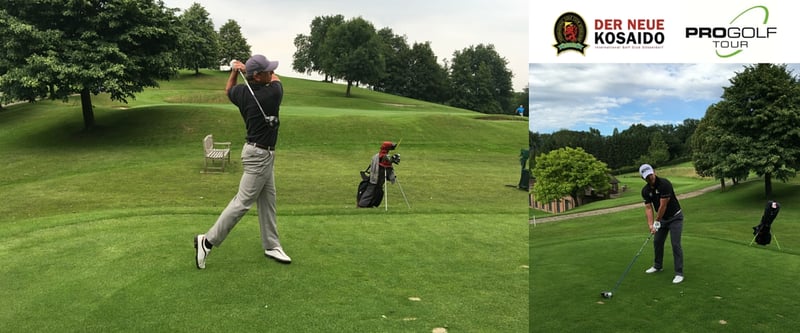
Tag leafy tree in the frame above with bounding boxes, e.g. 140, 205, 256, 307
448, 44, 513, 114
603, 128, 624, 170
531, 147, 611, 206
636, 131, 670, 167
292, 34, 312, 75
292, 14, 345, 82
371, 27, 410, 95
695, 64, 800, 196
674, 118, 700, 158
614, 124, 653, 169
406, 42, 450, 103
176, 3, 219, 75
0, 0, 179, 130
321, 17, 385, 97
691, 103, 749, 190
217, 20, 251, 66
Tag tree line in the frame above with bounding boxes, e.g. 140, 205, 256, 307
529, 119, 699, 173
1, 2, 525, 130
292, 14, 521, 114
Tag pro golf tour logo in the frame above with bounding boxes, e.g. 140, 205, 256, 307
685, 5, 777, 58
553, 12, 589, 55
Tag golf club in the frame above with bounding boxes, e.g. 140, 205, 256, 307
230, 60, 277, 127
600, 232, 655, 299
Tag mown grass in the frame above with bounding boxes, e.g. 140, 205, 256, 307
531, 177, 800, 332
0, 70, 529, 332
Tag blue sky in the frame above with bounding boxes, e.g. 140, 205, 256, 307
529, 63, 800, 135
162, 0, 529, 91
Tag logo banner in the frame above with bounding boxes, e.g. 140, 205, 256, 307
530, 1, 800, 63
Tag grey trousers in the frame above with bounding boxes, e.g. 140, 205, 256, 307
206, 144, 281, 251
653, 212, 684, 275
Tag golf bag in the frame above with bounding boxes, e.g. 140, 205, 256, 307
752, 201, 780, 246
356, 167, 384, 208
357, 141, 399, 208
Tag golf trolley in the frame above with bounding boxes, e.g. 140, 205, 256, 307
749, 200, 781, 250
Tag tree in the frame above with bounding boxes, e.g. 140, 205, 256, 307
217, 20, 251, 65
691, 103, 749, 190
292, 14, 345, 82
531, 147, 611, 206
674, 118, 700, 158
321, 17, 385, 97
0, 0, 179, 130
176, 3, 219, 75
371, 27, 410, 95
406, 42, 450, 103
615, 124, 653, 169
448, 44, 513, 114
695, 64, 800, 197
636, 131, 670, 167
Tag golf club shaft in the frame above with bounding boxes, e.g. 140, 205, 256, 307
236, 70, 272, 123
609, 233, 654, 293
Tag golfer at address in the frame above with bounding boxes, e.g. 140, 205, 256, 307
194, 54, 291, 269
640, 164, 684, 284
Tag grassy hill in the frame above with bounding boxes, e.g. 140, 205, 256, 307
0, 71, 529, 332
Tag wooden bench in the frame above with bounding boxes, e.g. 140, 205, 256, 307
203, 134, 231, 172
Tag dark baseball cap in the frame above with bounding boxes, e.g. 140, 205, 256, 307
245, 54, 279, 77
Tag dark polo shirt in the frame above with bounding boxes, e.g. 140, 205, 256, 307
228, 81, 283, 147
641, 176, 682, 219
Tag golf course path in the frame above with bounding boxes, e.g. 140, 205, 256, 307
529, 183, 722, 224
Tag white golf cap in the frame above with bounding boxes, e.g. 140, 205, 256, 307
639, 164, 654, 179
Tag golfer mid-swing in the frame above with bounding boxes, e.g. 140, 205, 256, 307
640, 164, 684, 284
194, 54, 291, 269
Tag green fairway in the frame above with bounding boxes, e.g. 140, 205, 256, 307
531, 178, 800, 332
0, 71, 529, 332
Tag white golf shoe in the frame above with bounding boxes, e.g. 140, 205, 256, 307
672, 275, 684, 284
194, 234, 211, 269
645, 267, 663, 274
265, 247, 292, 264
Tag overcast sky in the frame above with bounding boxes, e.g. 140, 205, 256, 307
529, 63, 800, 135
162, 0, 529, 92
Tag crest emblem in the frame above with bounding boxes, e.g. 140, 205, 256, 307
554, 12, 589, 55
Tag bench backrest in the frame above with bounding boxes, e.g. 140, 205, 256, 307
203, 134, 213, 153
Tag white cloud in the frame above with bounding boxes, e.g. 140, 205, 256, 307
528, 63, 800, 134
